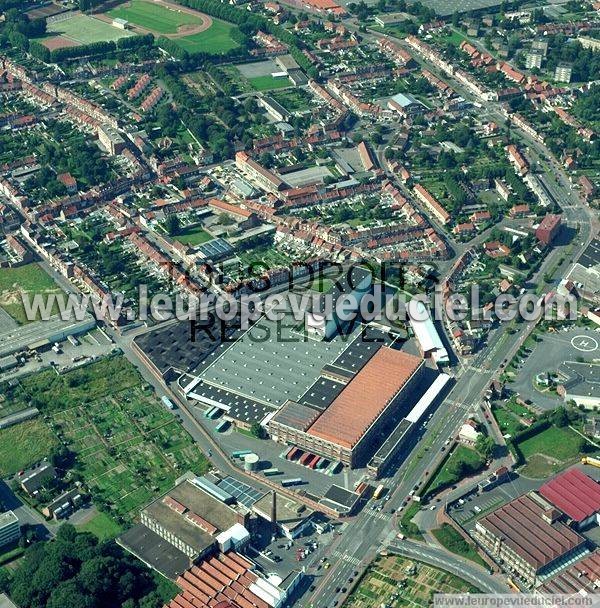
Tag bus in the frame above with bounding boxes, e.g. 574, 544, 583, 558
263, 468, 281, 477
215, 421, 229, 433
373, 484, 386, 500
281, 478, 303, 487
287, 447, 301, 461
305, 455, 317, 469
232, 450, 252, 459
299, 453, 312, 466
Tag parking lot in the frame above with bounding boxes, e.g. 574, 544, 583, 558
0, 328, 115, 384
188, 405, 365, 498
510, 325, 600, 410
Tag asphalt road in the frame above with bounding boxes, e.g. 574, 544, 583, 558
388, 539, 506, 593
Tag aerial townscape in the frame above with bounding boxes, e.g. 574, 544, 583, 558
0, 0, 599, 606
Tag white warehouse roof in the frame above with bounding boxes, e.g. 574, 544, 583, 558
407, 299, 449, 363
405, 373, 451, 423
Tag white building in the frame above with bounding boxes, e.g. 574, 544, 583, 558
407, 299, 449, 365
0, 511, 20, 549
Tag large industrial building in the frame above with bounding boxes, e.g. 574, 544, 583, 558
407, 299, 449, 365
268, 348, 426, 468
474, 492, 589, 586
168, 551, 302, 608
539, 468, 600, 530
118, 476, 254, 578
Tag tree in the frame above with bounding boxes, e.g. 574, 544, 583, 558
551, 407, 569, 427
475, 435, 495, 460
250, 422, 266, 439
165, 214, 181, 237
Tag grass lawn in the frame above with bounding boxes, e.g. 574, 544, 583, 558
109, 0, 201, 34
310, 278, 334, 293
248, 75, 290, 92
77, 511, 122, 540
399, 502, 423, 540
46, 14, 133, 44
0, 263, 63, 324
0, 419, 59, 477
492, 404, 524, 437
174, 20, 240, 54
173, 225, 213, 246
425, 445, 485, 497
432, 524, 488, 569
517, 425, 582, 462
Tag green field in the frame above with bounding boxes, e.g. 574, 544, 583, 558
76, 511, 122, 540
431, 524, 488, 569
518, 425, 582, 462
516, 425, 584, 478
173, 20, 240, 54
0, 263, 63, 324
109, 0, 201, 34
173, 225, 213, 246
425, 445, 485, 497
0, 419, 59, 476
0, 356, 209, 520
248, 75, 290, 92
47, 14, 134, 44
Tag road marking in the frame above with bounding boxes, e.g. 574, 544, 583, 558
571, 335, 598, 352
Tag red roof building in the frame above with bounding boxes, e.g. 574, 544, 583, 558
535, 213, 561, 245
539, 468, 600, 526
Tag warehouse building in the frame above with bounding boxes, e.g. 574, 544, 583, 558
268, 348, 425, 468
474, 493, 588, 586
118, 477, 254, 579
407, 299, 449, 365
539, 468, 600, 530
538, 551, 600, 594
556, 361, 600, 409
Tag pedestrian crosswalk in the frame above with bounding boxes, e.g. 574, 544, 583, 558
331, 551, 361, 566
366, 510, 389, 522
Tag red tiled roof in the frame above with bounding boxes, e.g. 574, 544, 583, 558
307, 348, 422, 449
539, 468, 600, 523
479, 494, 585, 569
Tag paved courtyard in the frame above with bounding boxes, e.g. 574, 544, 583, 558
511, 326, 600, 410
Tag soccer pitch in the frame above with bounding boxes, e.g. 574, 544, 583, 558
47, 14, 134, 44
109, 0, 202, 34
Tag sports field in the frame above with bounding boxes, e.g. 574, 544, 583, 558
172, 20, 240, 54
109, 0, 202, 34
46, 14, 134, 45
107, 0, 239, 55
248, 75, 290, 91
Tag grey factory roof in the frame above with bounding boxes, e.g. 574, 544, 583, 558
134, 319, 242, 375
298, 377, 346, 410
143, 480, 244, 557
117, 524, 191, 580
320, 485, 361, 513
559, 362, 600, 400
189, 380, 276, 425
216, 476, 265, 509
197, 313, 360, 408
270, 400, 323, 431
